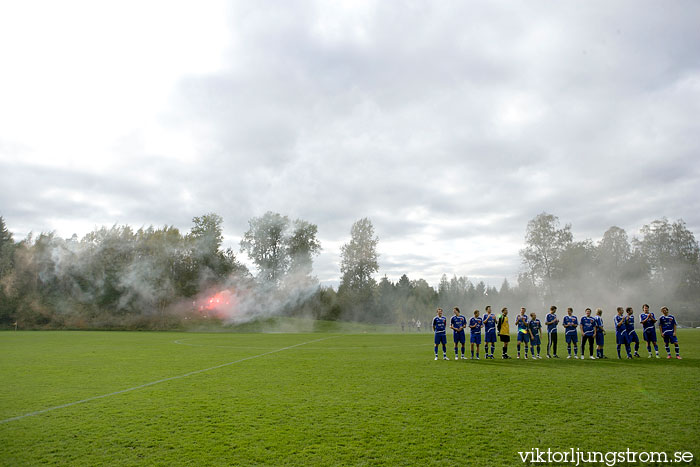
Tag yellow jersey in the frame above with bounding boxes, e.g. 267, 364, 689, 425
498, 314, 509, 335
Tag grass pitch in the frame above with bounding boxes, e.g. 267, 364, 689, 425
1, 327, 699, 466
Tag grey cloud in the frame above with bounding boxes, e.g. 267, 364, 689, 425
2, 0, 699, 288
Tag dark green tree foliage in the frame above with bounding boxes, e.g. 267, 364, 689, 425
241, 212, 290, 284
520, 212, 573, 300
0, 214, 249, 329
2, 212, 699, 329
340, 218, 379, 290
519, 214, 700, 323
240, 212, 321, 286
287, 220, 322, 280
596, 226, 633, 289
633, 218, 700, 307
338, 218, 379, 321
0, 216, 16, 324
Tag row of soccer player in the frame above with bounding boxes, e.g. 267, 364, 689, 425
431, 305, 681, 360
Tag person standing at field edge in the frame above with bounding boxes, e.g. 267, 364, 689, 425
528, 312, 542, 359
640, 304, 659, 358
579, 308, 596, 360
594, 308, 607, 359
563, 308, 579, 359
483, 305, 497, 359
469, 309, 483, 360
615, 307, 632, 359
545, 305, 559, 358
450, 307, 467, 360
497, 307, 511, 359
432, 309, 448, 360
625, 307, 641, 358
658, 306, 681, 360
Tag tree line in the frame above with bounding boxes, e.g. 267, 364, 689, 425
0, 212, 698, 329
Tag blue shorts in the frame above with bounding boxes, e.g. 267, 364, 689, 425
662, 333, 678, 345
434, 333, 447, 346
531, 335, 541, 346
595, 333, 605, 346
470, 334, 482, 345
517, 332, 530, 343
565, 333, 578, 344
643, 328, 657, 342
485, 329, 497, 343
616, 333, 628, 345
453, 331, 466, 345
628, 331, 639, 344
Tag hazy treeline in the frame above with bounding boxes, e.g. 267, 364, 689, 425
0, 212, 698, 329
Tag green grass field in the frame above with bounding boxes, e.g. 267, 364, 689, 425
1, 327, 699, 466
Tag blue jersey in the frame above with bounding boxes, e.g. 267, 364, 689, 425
614, 315, 627, 334
625, 314, 635, 333
451, 315, 467, 332
659, 315, 677, 335
528, 319, 541, 336
469, 317, 483, 334
516, 314, 529, 333
545, 313, 558, 332
640, 313, 656, 329
594, 315, 604, 331
483, 313, 497, 332
433, 316, 447, 334
580, 316, 596, 336
563, 315, 578, 335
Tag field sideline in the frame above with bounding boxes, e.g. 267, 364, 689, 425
1, 329, 699, 466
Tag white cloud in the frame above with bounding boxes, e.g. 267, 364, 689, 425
1, 0, 699, 289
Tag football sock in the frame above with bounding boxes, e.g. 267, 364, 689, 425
616, 345, 621, 358
675, 344, 680, 356
434, 345, 438, 356
665, 345, 671, 355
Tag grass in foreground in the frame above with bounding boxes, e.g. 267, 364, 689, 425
1, 330, 699, 466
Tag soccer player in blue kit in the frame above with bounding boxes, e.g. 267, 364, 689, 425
625, 307, 641, 358
594, 308, 607, 359
515, 307, 530, 359
450, 307, 467, 360
659, 306, 681, 359
469, 310, 483, 359
614, 307, 631, 359
563, 307, 579, 359
528, 312, 542, 359
579, 308, 597, 360
483, 305, 497, 359
545, 305, 559, 358
640, 303, 660, 358
432, 308, 448, 360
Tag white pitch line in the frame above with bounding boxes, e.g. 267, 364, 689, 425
173, 338, 427, 350
0, 336, 334, 425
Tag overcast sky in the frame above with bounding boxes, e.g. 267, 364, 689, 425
1, 1, 699, 288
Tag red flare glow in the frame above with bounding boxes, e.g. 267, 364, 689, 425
194, 289, 237, 319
